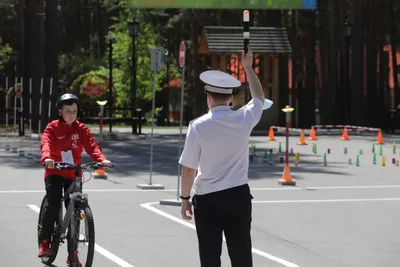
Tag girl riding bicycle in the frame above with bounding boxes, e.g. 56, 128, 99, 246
39, 93, 111, 266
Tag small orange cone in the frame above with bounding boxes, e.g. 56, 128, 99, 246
267, 127, 277, 141
308, 126, 318, 140
279, 164, 296, 186
340, 127, 351, 140
376, 130, 384, 144
93, 168, 108, 179
297, 130, 308, 145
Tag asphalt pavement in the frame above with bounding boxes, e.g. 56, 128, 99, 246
0, 129, 400, 267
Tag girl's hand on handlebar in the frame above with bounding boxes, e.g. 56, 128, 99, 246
44, 159, 55, 169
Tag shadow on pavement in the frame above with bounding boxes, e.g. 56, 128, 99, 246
0, 135, 352, 180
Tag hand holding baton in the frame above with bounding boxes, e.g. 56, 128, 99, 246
243, 10, 250, 54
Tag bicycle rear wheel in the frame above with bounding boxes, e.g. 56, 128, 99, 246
68, 205, 95, 267
37, 195, 61, 265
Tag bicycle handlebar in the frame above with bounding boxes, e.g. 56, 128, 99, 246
53, 161, 115, 171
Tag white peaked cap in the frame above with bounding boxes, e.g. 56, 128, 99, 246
200, 70, 241, 94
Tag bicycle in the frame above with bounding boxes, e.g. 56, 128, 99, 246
37, 161, 114, 267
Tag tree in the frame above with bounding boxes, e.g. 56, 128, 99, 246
66, 0, 182, 121
0, 38, 12, 73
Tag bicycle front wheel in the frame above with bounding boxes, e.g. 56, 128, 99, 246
68, 205, 95, 267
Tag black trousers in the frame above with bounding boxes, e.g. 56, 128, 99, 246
192, 184, 253, 267
39, 175, 73, 240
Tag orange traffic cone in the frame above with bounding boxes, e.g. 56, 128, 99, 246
340, 127, 351, 140
93, 168, 108, 179
267, 127, 277, 141
376, 130, 384, 144
308, 126, 318, 140
279, 164, 296, 186
297, 130, 308, 145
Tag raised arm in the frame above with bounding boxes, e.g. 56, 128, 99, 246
242, 47, 265, 102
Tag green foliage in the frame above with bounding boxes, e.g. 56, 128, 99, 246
105, 2, 167, 108
66, 0, 183, 119
0, 38, 12, 73
144, 106, 163, 123
59, 50, 106, 94
0, 38, 12, 93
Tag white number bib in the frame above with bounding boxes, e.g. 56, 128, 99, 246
61, 150, 74, 164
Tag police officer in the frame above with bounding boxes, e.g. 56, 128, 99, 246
179, 47, 266, 267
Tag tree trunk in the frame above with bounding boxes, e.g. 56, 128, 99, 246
366, 0, 378, 126
191, 19, 203, 119
26, 0, 45, 133
390, 0, 399, 106
351, 0, 365, 125
45, 0, 59, 121
97, 0, 104, 55
318, 3, 329, 124
290, 10, 300, 127
327, 0, 339, 124
278, 10, 287, 125
303, 10, 317, 127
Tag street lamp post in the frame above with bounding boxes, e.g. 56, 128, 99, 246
104, 35, 117, 133
128, 20, 140, 134
279, 105, 296, 186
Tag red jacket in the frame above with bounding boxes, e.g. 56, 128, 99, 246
40, 119, 106, 180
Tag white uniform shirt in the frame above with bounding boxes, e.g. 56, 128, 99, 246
179, 97, 263, 195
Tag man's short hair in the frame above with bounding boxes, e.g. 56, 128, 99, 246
207, 91, 232, 102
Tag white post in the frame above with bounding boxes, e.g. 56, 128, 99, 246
26, 78, 33, 159
38, 78, 43, 140
4, 77, 10, 151
12, 77, 17, 152
5, 77, 8, 139
149, 69, 156, 186
18, 77, 25, 156
137, 47, 165, 190
96, 100, 108, 152
29, 78, 32, 136
20, 77, 23, 137
48, 78, 53, 122
177, 61, 185, 201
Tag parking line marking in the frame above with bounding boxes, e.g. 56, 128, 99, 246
302, 185, 400, 190
252, 197, 400, 204
140, 202, 301, 267
27, 204, 136, 267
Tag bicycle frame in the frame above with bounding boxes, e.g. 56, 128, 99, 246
57, 165, 89, 240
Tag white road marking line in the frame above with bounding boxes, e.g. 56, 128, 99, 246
252, 197, 400, 204
1, 189, 177, 193
27, 204, 40, 213
303, 185, 400, 190
140, 202, 301, 267
2, 184, 400, 194
27, 204, 136, 267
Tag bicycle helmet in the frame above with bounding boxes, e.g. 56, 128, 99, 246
56, 93, 80, 109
